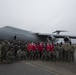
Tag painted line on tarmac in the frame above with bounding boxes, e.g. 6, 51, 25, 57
22, 61, 63, 75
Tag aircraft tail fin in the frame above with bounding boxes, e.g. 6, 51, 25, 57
53, 30, 67, 34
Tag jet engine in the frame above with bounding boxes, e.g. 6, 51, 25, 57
47, 35, 55, 42
64, 36, 71, 42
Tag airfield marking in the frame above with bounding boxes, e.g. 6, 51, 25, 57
22, 61, 63, 75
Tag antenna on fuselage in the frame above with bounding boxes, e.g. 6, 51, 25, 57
52, 30, 67, 34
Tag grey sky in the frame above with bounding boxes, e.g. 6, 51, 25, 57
0, 0, 76, 35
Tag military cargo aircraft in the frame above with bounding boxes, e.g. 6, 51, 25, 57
0, 26, 76, 43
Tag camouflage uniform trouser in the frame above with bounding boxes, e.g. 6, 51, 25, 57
6, 57, 15, 64
69, 51, 74, 62
17, 55, 22, 61
41, 53, 45, 60
52, 55, 57, 61
48, 52, 51, 60
0, 51, 1, 61
52, 52, 57, 62
59, 52, 63, 61
37, 51, 41, 59
21, 54, 26, 60
28, 51, 34, 59
56, 51, 59, 61
45, 51, 50, 61
64, 51, 70, 61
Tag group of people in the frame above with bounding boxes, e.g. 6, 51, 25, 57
0, 40, 75, 64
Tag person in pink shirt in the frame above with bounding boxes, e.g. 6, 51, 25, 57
31, 42, 37, 59
31, 42, 36, 52
27, 42, 32, 52
46, 43, 51, 51
50, 43, 54, 52
37, 42, 44, 59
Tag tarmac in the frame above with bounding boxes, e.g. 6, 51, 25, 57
26, 51, 76, 75
0, 61, 55, 75
0, 51, 76, 75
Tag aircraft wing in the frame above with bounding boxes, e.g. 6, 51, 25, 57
37, 33, 76, 39
53, 34, 76, 39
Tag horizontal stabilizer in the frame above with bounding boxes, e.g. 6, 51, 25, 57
53, 30, 67, 34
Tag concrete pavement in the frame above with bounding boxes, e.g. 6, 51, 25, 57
0, 61, 55, 75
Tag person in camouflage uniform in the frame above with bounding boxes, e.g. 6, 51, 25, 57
29, 50, 34, 59
6, 48, 15, 64
52, 50, 57, 62
54, 43, 59, 61
4, 41, 9, 52
69, 43, 75, 62
52, 45, 58, 62
25, 50, 28, 60
41, 49, 45, 60
17, 48, 22, 62
59, 44, 64, 61
0, 41, 2, 61
63, 42, 70, 61
44, 50, 49, 61
1, 42, 7, 62
47, 50, 51, 60
21, 50, 26, 60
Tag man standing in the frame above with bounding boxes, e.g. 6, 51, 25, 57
37, 42, 44, 59
59, 44, 63, 61
69, 43, 75, 62
1, 42, 6, 62
31, 42, 36, 59
63, 42, 70, 61
0, 41, 2, 62
17, 47, 22, 62
6, 48, 15, 64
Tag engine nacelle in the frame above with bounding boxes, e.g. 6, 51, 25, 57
64, 36, 71, 42
47, 35, 55, 42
